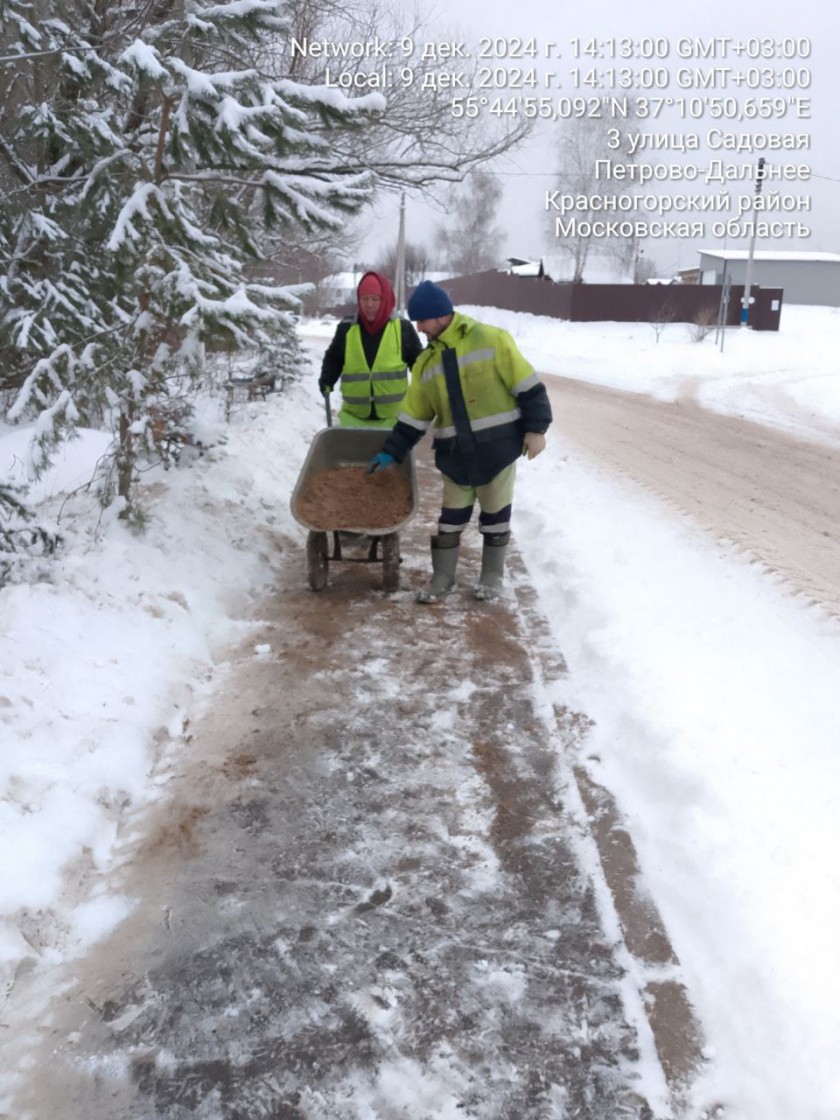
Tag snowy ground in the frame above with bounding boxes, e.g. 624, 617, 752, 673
2, 304, 839, 1118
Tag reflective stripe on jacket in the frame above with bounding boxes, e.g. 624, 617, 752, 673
340, 319, 408, 423
385, 312, 551, 486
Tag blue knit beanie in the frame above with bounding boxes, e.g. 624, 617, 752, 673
407, 280, 454, 320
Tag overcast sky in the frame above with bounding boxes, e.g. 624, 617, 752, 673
357, 0, 839, 278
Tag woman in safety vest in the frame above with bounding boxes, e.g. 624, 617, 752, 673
319, 272, 423, 428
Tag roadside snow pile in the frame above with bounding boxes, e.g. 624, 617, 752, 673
0, 366, 325, 995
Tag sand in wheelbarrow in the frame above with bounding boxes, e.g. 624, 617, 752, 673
297, 465, 412, 530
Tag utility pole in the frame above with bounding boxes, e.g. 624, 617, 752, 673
740, 157, 766, 327
395, 192, 406, 314
716, 263, 732, 353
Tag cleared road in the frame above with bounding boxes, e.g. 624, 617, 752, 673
544, 376, 840, 618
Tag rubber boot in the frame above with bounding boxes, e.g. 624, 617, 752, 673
416, 534, 460, 603
474, 532, 510, 601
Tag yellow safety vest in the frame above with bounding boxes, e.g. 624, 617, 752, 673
340, 320, 408, 423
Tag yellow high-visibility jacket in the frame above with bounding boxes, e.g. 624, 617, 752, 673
383, 312, 552, 486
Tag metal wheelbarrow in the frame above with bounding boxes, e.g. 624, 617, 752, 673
290, 425, 418, 592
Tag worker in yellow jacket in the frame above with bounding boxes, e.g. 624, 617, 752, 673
319, 272, 422, 428
368, 281, 552, 602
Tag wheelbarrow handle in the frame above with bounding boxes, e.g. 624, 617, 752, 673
324, 392, 332, 427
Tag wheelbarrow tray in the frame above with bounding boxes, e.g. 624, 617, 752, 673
290, 427, 418, 536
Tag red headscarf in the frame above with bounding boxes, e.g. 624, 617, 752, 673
357, 271, 396, 334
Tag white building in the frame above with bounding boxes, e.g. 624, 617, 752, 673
697, 250, 840, 306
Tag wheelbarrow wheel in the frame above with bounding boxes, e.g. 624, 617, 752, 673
306, 530, 328, 591
381, 532, 400, 593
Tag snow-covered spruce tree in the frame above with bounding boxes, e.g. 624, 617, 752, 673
0, 0, 380, 514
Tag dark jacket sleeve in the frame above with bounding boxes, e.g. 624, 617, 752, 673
319, 321, 351, 391
400, 319, 424, 368
381, 327, 428, 461
518, 381, 552, 434
382, 419, 425, 463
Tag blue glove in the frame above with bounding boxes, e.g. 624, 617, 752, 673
366, 452, 395, 475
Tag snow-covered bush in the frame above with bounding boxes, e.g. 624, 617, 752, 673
0, 482, 61, 586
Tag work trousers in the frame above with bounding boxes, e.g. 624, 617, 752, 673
437, 462, 516, 538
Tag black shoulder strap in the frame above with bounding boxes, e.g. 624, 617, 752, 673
441, 347, 480, 484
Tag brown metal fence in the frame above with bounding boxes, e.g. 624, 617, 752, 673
435, 271, 783, 329
327, 270, 782, 330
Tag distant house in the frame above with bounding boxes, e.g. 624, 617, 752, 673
677, 267, 701, 285
506, 257, 546, 278
696, 250, 840, 306
319, 271, 357, 307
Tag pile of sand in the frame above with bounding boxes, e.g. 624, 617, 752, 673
296, 466, 413, 530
